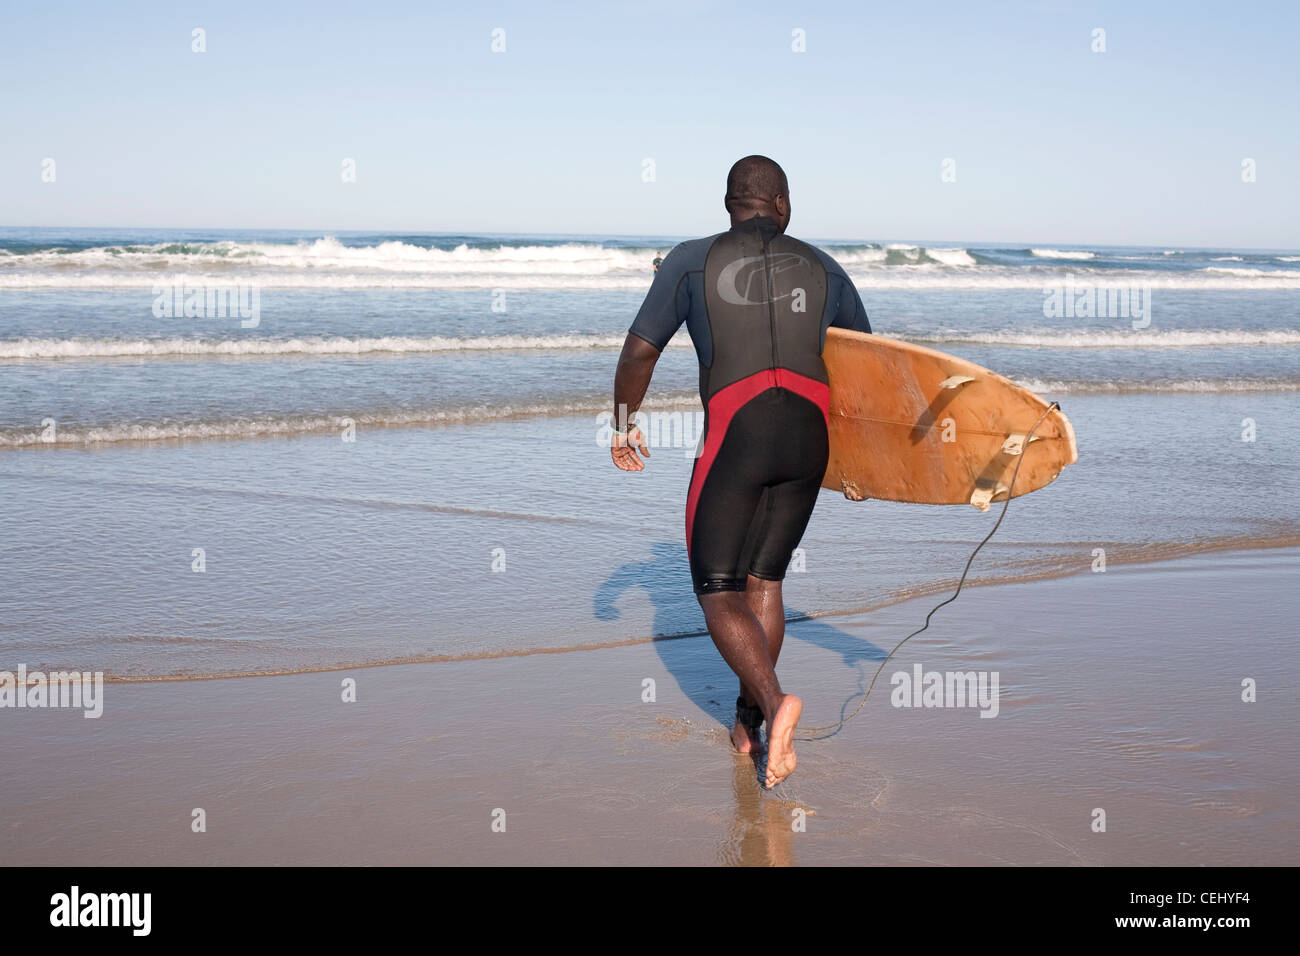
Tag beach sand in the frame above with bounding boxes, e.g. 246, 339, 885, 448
2, 547, 1296, 866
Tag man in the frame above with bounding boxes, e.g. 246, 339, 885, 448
609, 155, 871, 789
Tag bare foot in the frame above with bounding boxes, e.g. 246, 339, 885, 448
764, 694, 802, 789
731, 719, 766, 754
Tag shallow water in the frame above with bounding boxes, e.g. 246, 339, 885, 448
1, 229, 1296, 677
1, 391, 1295, 677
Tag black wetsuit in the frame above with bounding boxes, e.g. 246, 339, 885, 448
628, 215, 871, 594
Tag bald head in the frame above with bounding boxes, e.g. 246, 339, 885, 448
724, 155, 791, 230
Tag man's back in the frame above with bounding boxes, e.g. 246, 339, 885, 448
629, 215, 871, 403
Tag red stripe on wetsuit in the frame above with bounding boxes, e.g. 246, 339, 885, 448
685, 368, 830, 556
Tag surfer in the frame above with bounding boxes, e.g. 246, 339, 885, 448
652, 253, 663, 272
609, 155, 871, 788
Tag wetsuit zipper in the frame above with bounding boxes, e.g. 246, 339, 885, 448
762, 234, 779, 389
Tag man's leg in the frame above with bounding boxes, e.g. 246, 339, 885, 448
731, 426, 825, 786
699, 590, 782, 720
738, 575, 785, 707
687, 389, 808, 786
698, 588, 802, 789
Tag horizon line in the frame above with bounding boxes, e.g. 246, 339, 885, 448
1, 225, 1296, 255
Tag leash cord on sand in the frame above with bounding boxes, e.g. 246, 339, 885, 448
795, 402, 1061, 742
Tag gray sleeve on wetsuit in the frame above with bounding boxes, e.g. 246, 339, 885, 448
814, 247, 872, 334
628, 244, 692, 350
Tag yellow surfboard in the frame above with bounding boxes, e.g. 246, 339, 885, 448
822, 329, 1078, 510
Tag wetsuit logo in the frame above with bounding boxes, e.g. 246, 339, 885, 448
716, 253, 809, 306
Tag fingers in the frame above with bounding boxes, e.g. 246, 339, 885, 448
611, 446, 643, 471
611, 426, 649, 471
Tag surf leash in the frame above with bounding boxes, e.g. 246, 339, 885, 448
795, 402, 1062, 741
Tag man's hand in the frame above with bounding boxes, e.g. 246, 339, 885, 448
611, 425, 651, 471
610, 333, 661, 472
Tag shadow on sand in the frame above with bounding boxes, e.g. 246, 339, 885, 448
594, 540, 891, 864
593, 540, 889, 740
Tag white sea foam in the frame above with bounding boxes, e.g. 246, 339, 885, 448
1016, 378, 1300, 395
5, 328, 1295, 361
1030, 248, 1096, 259
908, 329, 1300, 348
1, 238, 658, 275
0, 272, 658, 291
825, 247, 888, 265
867, 244, 979, 266
0, 333, 655, 360
1, 239, 1297, 290
1202, 266, 1300, 278
0, 395, 704, 446
847, 274, 1300, 290
12, 270, 1289, 291
4, 378, 1293, 447
924, 247, 977, 266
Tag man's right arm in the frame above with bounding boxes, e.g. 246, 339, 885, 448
611, 244, 691, 470
611, 333, 661, 471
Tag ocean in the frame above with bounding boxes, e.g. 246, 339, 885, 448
1, 227, 1297, 678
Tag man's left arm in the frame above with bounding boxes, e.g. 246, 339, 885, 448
836, 274, 871, 334
815, 250, 871, 500
817, 249, 871, 334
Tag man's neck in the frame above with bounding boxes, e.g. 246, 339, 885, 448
731, 212, 783, 232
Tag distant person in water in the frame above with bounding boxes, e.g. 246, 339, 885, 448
609, 155, 871, 788
652, 254, 663, 272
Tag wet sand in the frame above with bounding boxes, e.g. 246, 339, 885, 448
2, 547, 1296, 866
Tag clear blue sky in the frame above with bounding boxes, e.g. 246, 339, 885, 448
3, 0, 1297, 247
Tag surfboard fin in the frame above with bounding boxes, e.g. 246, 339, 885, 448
970, 483, 1009, 511
1001, 432, 1044, 456
940, 375, 975, 390
841, 479, 868, 502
